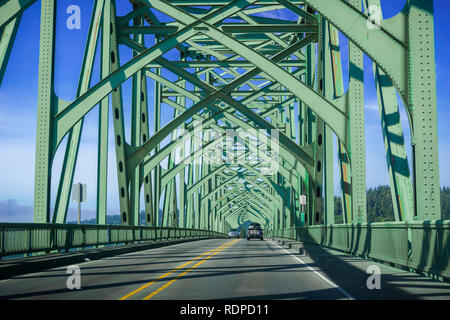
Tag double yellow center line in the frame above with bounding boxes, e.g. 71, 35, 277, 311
119, 239, 239, 300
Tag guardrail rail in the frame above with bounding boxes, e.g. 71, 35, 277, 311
0, 223, 226, 258
271, 220, 450, 279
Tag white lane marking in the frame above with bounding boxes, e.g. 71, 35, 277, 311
271, 240, 355, 300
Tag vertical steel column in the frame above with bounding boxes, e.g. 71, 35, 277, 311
0, 14, 21, 86
130, 7, 145, 226
187, 139, 195, 228
34, 0, 56, 223
53, 0, 105, 224
323, 20, 334, 225
313, 16, 325, 225
407, 0, 441, 220
153, 37, 162, 226
327, 23, 351, 223
109, 0, 131, 225
362, 0, 414, 223
348, 0, 367, 223
178, 70, 187, 228
142, 75, 154, 225
97, 0, 110, 225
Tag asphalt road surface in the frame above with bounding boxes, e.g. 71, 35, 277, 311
1, 238, 449, 300
0, 238, 353, 300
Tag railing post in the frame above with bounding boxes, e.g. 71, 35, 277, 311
28, 227, 32, 256
1, 225, 4, 257
82, 225, 86, 250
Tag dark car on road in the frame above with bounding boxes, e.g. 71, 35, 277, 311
247, 223, 263, 241
228, 229, 240, 238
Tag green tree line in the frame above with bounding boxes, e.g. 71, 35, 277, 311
335, 185, 450, 223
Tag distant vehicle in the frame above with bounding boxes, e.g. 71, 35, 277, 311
247, 223, 263, 240
228, 229, 240, 238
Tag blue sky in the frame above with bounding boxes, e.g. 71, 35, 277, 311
0, 0, 449, 222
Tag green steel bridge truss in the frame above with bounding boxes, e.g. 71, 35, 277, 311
0, 0, 443, 236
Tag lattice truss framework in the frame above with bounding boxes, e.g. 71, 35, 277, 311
0, 0, 441, 231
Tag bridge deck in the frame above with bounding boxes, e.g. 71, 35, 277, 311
0, 239, 449, 300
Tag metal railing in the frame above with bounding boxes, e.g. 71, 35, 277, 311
0, 223, 226, 258
271, 220, 450, 279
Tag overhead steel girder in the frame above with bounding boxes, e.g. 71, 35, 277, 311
217, 190, 272, 217
216, 172, 275, 207
122, 37, 316, 178
225, 205, 269, 226
0, 11, 21, 86
52, 0, 107, 224
153, 83, 311, 185
223, 199, 270, 224
201, 171, 276, 206
215, 192, 251, 216
147, 61, 305, 68
221, 196, 269, 219
163, 90, 296, 98
52, 0, 261, 151
211, 185, 273, 228
156, 129, 299, 199
302, 0, 407, 102
52, 25, 201, 153
205, 170, 278, 206
122, 31, 309, 105
234, 10, 307, 62
121, 24, 318, 35
141, 0, 348, 144
0, 0, 36, 30
149, 110, 304, 196
146, 56, 315, 173
166, 0, 303, 5
363, 0, 414, 222
217, 183, 273, 213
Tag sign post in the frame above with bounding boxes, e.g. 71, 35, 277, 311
72, 183, 87, 224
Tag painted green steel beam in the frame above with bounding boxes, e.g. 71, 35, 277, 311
123, 37, 316, 179
130, 9, 147, 226
166, 0, 304, 5
363, 0, 414, 222
53, 0, 106, 224
216, 176, 274, 209
221, 24, 318, 33
326, 21, 351, 224
222, 199, 271, 224
147, 61, 305, 68
148, 56, 315, 175
97, 0, 112, 225
52, 24, 202, 150
302, 0, 407, 101
120, 24, 318, 34
221, 197, 270, 220
274, 0, 318, 24
405, 0, 441, 220
145, 0, 348, 143
235, 11, 307, 62
33, 0, 56, 223
0, 0, 36, 30
154, 125, 299, 199
346, 0, 366, 224
162, 90, 296, 97
53, 0, 262, 150
225, 203, 270, 224
0, 13, 21, 86
205, 171, 277, 206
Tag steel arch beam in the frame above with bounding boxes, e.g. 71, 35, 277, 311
140, 0, 348, 142
302, 0, 407, 101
